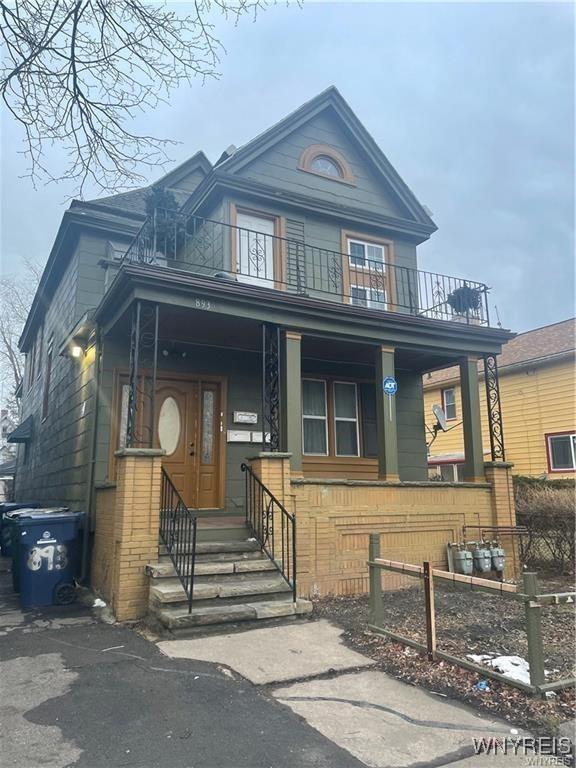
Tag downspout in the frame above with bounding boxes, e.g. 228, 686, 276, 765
80, 326, 102, 583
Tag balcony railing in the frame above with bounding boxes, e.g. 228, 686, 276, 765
123, 208, 491, 326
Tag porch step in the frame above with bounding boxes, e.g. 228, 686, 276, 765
159, 539, 260, 557
196, 521, 250, 543
156, 598, 313, 632
147, 557, 277, 579
150, 575, 292, 605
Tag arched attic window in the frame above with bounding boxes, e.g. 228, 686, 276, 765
298, 144, 355, 185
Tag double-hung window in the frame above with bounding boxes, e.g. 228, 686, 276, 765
302, 379, 328, 455
347, 238, 388, 310
546, 433, 576, 472
333, 382, 360, 456
442, 387, 457, 421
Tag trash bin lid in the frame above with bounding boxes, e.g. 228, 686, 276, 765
14, 509, 83, 524
5, 507, 46, 520
0, 502, 42, 512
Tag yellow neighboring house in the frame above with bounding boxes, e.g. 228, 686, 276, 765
423, 318, 576, 480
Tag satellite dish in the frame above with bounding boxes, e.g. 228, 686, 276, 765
432, 404, 448, 432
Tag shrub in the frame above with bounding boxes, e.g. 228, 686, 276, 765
515, 484, 575, 575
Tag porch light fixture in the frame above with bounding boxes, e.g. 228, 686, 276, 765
58, 311, 95, 359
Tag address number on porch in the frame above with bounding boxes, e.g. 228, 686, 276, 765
192, 298, 213, 311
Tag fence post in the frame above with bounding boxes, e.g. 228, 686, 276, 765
523, 571, 545, 691
369, 533, 383, 628
423, 561, 437, 661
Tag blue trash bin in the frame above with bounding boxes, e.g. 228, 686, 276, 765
0, 502, 41, 558
8, 508, 69, 592
13, 510, 85, 608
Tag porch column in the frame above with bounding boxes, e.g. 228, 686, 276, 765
281, 330, 302, 473
460, 356, 485, 482
375, 345, 399, 481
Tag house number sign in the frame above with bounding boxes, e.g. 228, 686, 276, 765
192, 298, 214, 311
27, 544, 68, 572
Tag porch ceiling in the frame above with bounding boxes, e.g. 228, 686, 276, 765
108, 302, 465, 374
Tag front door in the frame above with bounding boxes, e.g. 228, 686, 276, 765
156, 379, 222, 509
236, 212, 276, 288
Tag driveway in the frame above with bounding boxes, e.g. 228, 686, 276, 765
0, 562, 362, 768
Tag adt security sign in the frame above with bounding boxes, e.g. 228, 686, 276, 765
382, 376, 398, 396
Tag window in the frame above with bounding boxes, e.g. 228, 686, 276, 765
310, 155, 342, 178
333, 382, 359, 456
546, 433, 576, 472
350, 286, 386, 310
28, 338, 37, 390
428, 463, 464, 483
41, 336, 53, 420
36, 324, 44, 380
348, 239, 386, 269
298, 144, 355, 184
302, 379, 328, 455
442, 388, 457, 420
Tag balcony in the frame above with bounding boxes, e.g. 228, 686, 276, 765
123, 208, 491, 326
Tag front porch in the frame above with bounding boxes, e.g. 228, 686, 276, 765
88, 265, 514, 625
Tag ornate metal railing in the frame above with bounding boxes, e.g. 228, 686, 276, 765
159, 467, 197, 613
240, 463, 296, 601
123, 209, 491, 326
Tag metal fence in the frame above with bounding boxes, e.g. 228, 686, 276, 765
367, 533, 576, 696
123, 208, 491, 325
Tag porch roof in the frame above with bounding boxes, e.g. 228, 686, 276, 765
94, 263, 513, 368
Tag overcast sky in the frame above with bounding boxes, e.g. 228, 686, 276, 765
1, 1, 573, 333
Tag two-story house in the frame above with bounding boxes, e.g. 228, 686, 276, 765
11, 88, 515, 630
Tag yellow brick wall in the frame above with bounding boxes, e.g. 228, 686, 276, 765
90, 450, 163, 621
423, 359, 576, 477
290, 480, 497, 597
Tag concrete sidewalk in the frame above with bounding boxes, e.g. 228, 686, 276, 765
159, 619, 526, 768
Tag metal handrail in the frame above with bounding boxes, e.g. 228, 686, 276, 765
122, 208, 491, 326
240, 463, 296, 601
159, 467, 197, 613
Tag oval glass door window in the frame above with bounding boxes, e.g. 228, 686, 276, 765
158, 396, 181, 455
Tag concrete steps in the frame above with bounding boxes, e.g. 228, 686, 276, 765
147, 522, 312, 635
156, 598, 313, 632
150, 575, 292, 605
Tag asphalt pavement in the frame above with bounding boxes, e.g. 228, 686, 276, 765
0, 560, 364, 768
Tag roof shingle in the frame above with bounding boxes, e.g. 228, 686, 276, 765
424, 318, 575, 387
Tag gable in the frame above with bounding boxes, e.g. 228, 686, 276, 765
218, 88, 435, 231
236, 110, 412, 219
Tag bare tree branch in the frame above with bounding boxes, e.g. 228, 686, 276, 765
0, 0, 268, 195
0, 257, 41, 398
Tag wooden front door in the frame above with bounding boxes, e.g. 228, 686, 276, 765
156, 379, 222, 509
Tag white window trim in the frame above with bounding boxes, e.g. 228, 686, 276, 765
347, 238, 387, 270
547, 433, 576, 472
333, 381, 360, 457
350, 284, 387, 311
302, 378, 329, 456
442, 387, 457, 421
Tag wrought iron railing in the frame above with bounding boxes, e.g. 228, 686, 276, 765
123, 208, 491, 326
159, 467, 198, 613
240, 463, 296, 601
